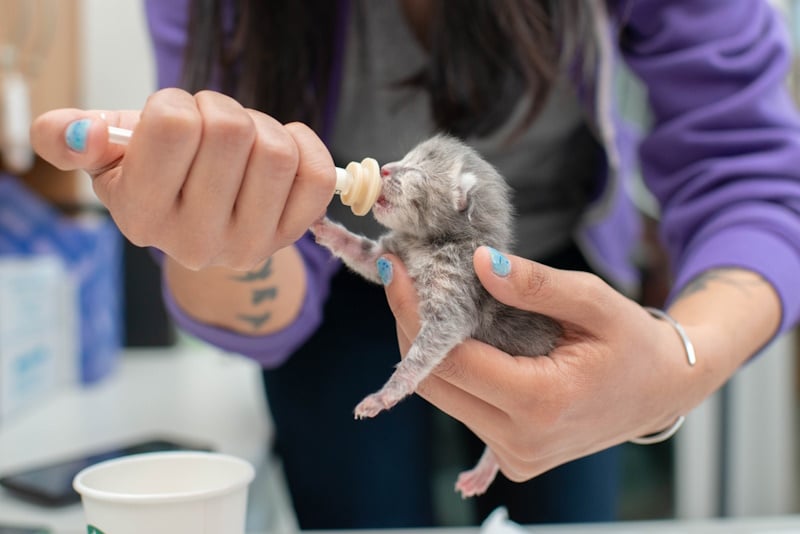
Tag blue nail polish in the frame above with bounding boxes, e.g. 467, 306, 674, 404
377, 257, 393, 285
65, 119, 91, 152
487, 247, 510, 277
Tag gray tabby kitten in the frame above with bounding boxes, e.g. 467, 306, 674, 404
310, 134, 562, 496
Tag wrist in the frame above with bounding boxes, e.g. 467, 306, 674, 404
630, 308, 698, 444
164, 246, 307, 335
665, 268, 780, 410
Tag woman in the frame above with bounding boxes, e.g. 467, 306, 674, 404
31, 0, 800, 528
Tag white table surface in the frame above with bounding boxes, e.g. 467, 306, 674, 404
303, 516, 800, 534
0, 345, 272, 532
2, 348, 799, 533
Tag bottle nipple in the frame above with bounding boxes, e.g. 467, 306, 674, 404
335, 158, 382, 216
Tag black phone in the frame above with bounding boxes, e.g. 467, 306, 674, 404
0, 437, 212, 507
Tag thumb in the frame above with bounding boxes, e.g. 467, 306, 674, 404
473, 246, 613, 326
30, 108, 138, 176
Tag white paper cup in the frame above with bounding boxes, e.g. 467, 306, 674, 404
73, 451, 255, 534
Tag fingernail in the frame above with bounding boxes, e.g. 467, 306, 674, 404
487, 247, 510, 277
65, 119, 91, 152
377, 257, 393, 286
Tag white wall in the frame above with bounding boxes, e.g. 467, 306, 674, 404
80, 0, 155, 110
676, 332, 798, 518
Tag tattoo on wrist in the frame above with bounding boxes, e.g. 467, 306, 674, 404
230, 258, 279, 331
252, 287, 278, 305
231, 258, 273, 281
236, 311, 273, 330
677, 268, 766, 300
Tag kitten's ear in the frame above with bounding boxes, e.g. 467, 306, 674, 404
453, 170, 477, 212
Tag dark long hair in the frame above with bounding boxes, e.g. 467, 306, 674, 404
182, 0, 587, 139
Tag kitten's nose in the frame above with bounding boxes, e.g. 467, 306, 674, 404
380, 163, 397, 178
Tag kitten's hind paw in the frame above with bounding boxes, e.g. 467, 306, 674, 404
455, 469, 493, 499
454, 448, 500, 498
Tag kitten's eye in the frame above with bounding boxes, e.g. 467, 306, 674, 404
413, 148, 436, 162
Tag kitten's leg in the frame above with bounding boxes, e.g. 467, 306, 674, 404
455, 446, 500, 498
310, 217, 383, 284
354, 320, 467, 418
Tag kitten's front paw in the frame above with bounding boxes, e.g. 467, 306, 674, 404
309, 218, 329, 239
353, 394, 387, 419
309, 218, 340, 249
353, 390, 403, 419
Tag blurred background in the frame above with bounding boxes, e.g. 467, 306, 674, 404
0, 0, 798, 531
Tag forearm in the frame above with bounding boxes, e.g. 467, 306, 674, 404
665, 268, 781, 415
164, 245, 307, 336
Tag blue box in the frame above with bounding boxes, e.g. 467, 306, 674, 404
0, 255, 78, 421
0, 174, 123, 384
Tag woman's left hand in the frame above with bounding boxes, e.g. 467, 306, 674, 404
380, 246, 737, 482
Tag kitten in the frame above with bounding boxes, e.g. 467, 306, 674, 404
310, 134, 562, 496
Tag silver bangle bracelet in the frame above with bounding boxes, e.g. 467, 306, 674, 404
629, 307, 697, 445
645, 307, 697, 366
630, 415, 686, 445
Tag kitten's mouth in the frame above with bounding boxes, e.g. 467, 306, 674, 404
376, 194, 389, 207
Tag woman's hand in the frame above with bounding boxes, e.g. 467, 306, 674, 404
381, 246, 777, 482
30, 88, 336, 270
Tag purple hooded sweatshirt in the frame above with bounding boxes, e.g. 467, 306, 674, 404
144, 0, 800, 368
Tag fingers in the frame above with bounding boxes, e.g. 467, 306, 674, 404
279, 122, 337, 242
438, 338, 570, 417
227, 109, 300, 266
177, 91, 256, 254
416, 369, 558, 484
415, 372, 508, 429
110, 89, 204, 247
473, 246, 615, 327
31, 89, 338, 272
231, 120, 335, 257
30, 108, 135, 174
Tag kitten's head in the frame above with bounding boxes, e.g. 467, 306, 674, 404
373, 135, 513, 243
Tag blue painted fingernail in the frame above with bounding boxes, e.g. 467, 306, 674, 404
377, 257, 393, 285
65, 119, 91, 152
487, 247, 510, 277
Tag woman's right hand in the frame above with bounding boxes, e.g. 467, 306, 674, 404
30, 88, 337, 270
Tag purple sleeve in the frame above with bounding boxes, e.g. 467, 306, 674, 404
616, 0, 800, 334
144, 0, 190, 89
144, 0, 341, 367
